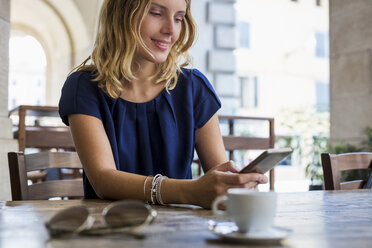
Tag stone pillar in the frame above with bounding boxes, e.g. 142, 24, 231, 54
0, 0, 18, 200
191, 0, 239, 114
329, 0, 372, 145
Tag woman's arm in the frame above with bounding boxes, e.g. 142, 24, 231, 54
190, 113, 268, 208
194, 114, 228, 172
69, 114, 146, 200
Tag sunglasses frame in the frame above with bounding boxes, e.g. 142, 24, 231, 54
45, 200, 157, 236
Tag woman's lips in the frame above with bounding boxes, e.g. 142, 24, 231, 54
152, 39, 169, 51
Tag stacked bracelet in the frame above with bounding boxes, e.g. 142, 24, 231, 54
150, 174, 167, 205
156, 176, 167, 205
143, 176, 150, 203
150, 174, 161, 204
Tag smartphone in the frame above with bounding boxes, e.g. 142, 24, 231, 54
239, 148, 292, 174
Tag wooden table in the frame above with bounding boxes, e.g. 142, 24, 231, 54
1, 190, 372, 248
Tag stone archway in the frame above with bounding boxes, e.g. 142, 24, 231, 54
10, 0, 93, 105
0, 0, 102, 200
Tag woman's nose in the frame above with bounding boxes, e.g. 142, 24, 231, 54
161, 18, 175, 35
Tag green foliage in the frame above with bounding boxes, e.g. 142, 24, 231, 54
275, 106, 370, 186
276, 106, 329, 170
329, 142, 361, 154
361, 126, 372, 152
305, 135, 328, 184
305, 126, 372, 185
275, 135, 301, 165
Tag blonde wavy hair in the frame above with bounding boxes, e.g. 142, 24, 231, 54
75, 0, 197, 98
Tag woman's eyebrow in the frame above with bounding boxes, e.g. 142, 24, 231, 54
151, 3, 186, 15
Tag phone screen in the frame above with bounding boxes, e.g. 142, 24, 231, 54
239, 148, 292, 174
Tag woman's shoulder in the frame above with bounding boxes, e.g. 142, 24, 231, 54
64, 70, 99, 90
66, 70, 96, 86
179, 68, 215, 95
180, 68, 207, 81
62, 70, 103, 101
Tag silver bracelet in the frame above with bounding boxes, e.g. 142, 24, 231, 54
156, 176, 167, 205
151, 174, 161, 204
143, 176, 150, 203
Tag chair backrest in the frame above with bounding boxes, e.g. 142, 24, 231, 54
321, 152, 372, 190
9, 105, 75, 151
220, 116, 275, 156
219, 115, 275, 190
8, 151, 84, 200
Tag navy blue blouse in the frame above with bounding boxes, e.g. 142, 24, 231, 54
59, 68, 221, 199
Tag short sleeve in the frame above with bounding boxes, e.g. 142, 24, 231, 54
59, 71, 103, 126
191, 69, 221, 129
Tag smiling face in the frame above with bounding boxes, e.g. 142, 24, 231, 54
135, 0, 187, 65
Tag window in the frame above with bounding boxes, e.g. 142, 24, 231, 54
315, 31, 329, 58
240, 76, 258, 108
315, 82, 329, 112
238, 22, 250, 49
253, 76, 258, 107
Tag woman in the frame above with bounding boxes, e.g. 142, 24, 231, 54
59, 0, 267, 208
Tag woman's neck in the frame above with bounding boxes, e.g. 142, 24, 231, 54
132, 60, 156, 84
120, 61, 164, 103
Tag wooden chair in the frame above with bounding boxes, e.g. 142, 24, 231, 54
9, 105, 79, 181
194, 115, 276, 190
321, 152, 372, 190
7, 151, 83, 200
220, 115, 275, 190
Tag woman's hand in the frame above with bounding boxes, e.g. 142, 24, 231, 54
191, 160, 268, 209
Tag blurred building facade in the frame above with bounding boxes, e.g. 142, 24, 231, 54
235, 0, 329, 117
233, 0, 330, 185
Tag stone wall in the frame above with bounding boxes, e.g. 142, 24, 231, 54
329, 0, 372, 145
0, 0, 18, 200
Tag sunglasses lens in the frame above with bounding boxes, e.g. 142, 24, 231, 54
46, 206, 89, 233
104, 201, 152, 228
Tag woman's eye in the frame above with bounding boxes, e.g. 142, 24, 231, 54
175, 16, 185, 23
150, 12, 161, 16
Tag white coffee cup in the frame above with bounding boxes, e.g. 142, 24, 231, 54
212, 188, 277, 233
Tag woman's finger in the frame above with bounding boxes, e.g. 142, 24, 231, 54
214, 160, 239, 173
243, 182, 259, 189
219, 172, 268, 185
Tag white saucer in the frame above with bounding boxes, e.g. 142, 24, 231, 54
209, 221, 292, 244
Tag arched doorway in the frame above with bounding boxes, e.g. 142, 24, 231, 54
10, 0, 94, 105
8, 34, 47, 109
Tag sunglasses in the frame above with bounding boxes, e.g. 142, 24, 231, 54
45, 200, 157, 236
